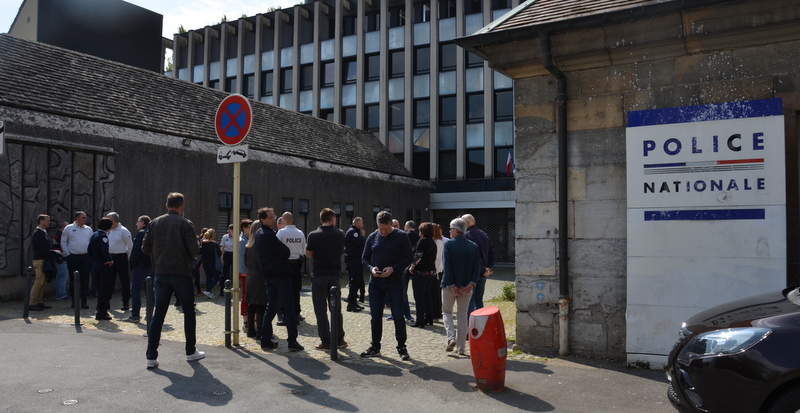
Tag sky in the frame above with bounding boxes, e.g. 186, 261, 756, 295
1, 0, 301, 38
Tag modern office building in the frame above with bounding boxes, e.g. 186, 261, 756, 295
169, 0, 520, 264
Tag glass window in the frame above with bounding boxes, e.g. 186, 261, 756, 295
494, 121, 514, 147
192, 65, 204, 84
365, 10, 380, 32
343, 35, 357, 57
467, 93, 484, 123
320, 39, 335, 61
300, 43, 314, 64
280, 47, 293, 68
412, 151, 430, 181
365, 104, 380, 131
389, 130, 404, 154
343, 58, 358, 84
494, 71, 513, 89
209, 79, 219, 90
414, 46, 430, 74
440, 96, 457, 125
389, 78, 405, 101
495, 147, 514, 178
495, 90, 514, 121
322, 62, 335, 87
492, 0, 510, 10
414, 99, 430, 127
243, 54, 256, 74
439, 151, 456, 180
466, 67, 484, 92
413, 74, 430, 98
364, 81, 380, 104
390, 50, 404, 78
467, 149, 485, 179
209, 61, 220, 80
281, 68, 293, 93
342, 84, 357, 106
466, 52, 483, 68
388, 6, 405, 28
439, 17, 456, 41
465, 12, 484, 35
389, 101, 405, 130
438, 0, 456, 19
466, 123, 484, 148
414, 127, 430, 151
225, 77, 237, 93
319, 108, 334, 122
343, 15, 357, 36
261, 71, 273, 96
279, 93, 293, 110
320, 87, 334, 109
439, 125, 456, 150
414, 2, 431, 23
300, 64, 313, 91
439, 71, 456, 95
389, 26, 405, 50
243, 74, 255, 98
465, 0, 482, 14
343, 107, 357, 128
440, 43, 456, 71
366, 54, 380, 81
299, 90, 313, 112
261, 50, 274, 71
365, 31, 380, 54
414, 22, 430, 46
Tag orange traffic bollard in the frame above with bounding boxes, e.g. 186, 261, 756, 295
468, 306, 507, 392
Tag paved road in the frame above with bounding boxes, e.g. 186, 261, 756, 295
1, 316, 673, 412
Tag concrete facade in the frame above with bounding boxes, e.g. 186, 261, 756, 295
459, 0, 800, 358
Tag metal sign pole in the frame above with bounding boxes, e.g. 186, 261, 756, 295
232, 161, 241, 346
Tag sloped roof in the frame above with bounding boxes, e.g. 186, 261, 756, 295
0, 34, 412, 177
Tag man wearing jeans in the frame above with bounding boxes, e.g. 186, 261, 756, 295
122, 215, 152, 323
142, 193, 204, 369
360, 211, 414, 361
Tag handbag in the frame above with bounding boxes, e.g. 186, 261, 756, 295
214, 253, 223, 272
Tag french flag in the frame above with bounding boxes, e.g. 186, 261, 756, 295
505, 151, 513, 176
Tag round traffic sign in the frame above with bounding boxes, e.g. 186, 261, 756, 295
215, 94, 252, 146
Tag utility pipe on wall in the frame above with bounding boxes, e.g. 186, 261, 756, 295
539, 30, 570, 356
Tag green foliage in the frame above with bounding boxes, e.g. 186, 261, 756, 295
178, 25, 186, 34
499, 282, 516, 301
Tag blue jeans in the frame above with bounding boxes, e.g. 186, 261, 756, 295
468, 275, 487, 314
368, 277, 407, 349
261, 277, 298, 343
54, 261, 69, 299
146, 275, 197, 360
203, 261, 220, 293
130, 265, 153, 318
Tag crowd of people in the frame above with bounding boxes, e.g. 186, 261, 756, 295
29, 192, 495, 369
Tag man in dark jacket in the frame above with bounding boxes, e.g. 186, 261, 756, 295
29, 214, 52, 311
344, 216, 366, 311
122, 215, 152, 323
89, 217, 115, 321
255, 207, 304, 352
441, 218, 481, 355
142, 192, 203, 369
462, 214, 495, 314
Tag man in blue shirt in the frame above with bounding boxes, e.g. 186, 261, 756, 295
360, 211, 413, 361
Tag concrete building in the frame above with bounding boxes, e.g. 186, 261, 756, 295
169, 0, 521, 265
458, 0, 800, 361
0, 34, 432, 299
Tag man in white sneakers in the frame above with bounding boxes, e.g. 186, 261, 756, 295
142, 192, 204, 369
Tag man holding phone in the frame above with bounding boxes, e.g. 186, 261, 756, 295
360, 211, 414, 361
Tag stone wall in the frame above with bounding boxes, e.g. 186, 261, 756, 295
511, 0, 800, 358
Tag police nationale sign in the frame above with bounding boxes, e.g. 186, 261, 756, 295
625, 98, 786, 366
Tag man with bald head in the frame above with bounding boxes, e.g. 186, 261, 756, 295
461, 214, 495, 314
277, 211, 306, 324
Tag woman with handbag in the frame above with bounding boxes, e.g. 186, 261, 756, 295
200, 228, 221, 299
408, 222, 438, 328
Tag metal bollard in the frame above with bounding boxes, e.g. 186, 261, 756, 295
23, 266, 33, 318
329, 285, 340, 360
224, 279, 232, 348
72, 271, 82, 326
144, 276, 153, 334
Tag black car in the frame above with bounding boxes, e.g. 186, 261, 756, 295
667, 287, 800, 412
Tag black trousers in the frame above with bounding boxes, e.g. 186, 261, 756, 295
346, 258, 365, 303
67, 254, 92, 298
110, 253, 131, 302
289, 259, 302, 315
94, 262, 115, 312
311, 274, 344, 342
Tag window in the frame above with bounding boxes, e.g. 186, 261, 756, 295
342, 106, 357, 128
243, 74, 255, 98
366, 54, 380, 81
465, 0, 482, 14
390, 50, 404, 78
438, 0, 456, 19
466, 52, 483, 68
439, 151, 456, 180
281, 68, 293, 93
209, 79, 220, 90
300, 64, 313, 91
343, 15, 357, 36
414, 1, 431, 23
440, 43, 456, 72
322, 61, 335, 87
388, 6, 405, 28
414, 99, 430, 127
319, 108, 334, 122
343, 58, 357, 84
495, 90, 514, 121
413, 151, 430, 180
225, 77, 237, 93
467, 149, 485, 179
389, 101, 405, 130
467, 93, 484, 123
260, 71, 273, 96
440, 96, 457, 125
365, 104, 380, 131
365, 10, 380, 32
492, 0, 510, 10
414, 46, 430, 74
495, 147, 514, 178
282, 198, 293, 214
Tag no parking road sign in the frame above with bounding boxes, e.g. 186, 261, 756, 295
215, 94, 252, 146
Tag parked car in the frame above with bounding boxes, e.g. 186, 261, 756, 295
667, 287, 800, 412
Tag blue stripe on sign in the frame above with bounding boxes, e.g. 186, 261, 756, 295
643, 162, 687, 168
644, 209, 765, 221
628, 98, 783, 127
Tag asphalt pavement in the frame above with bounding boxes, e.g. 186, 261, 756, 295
1, 316, 674, 412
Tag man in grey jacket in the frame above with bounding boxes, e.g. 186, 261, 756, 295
142, 192, 204, 369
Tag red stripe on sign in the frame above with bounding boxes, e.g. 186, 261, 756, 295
716, 158, 764, 165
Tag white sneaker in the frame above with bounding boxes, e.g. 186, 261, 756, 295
186, 350, 206, 361
203, 291, 215, 299
146, 359, 159, 369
